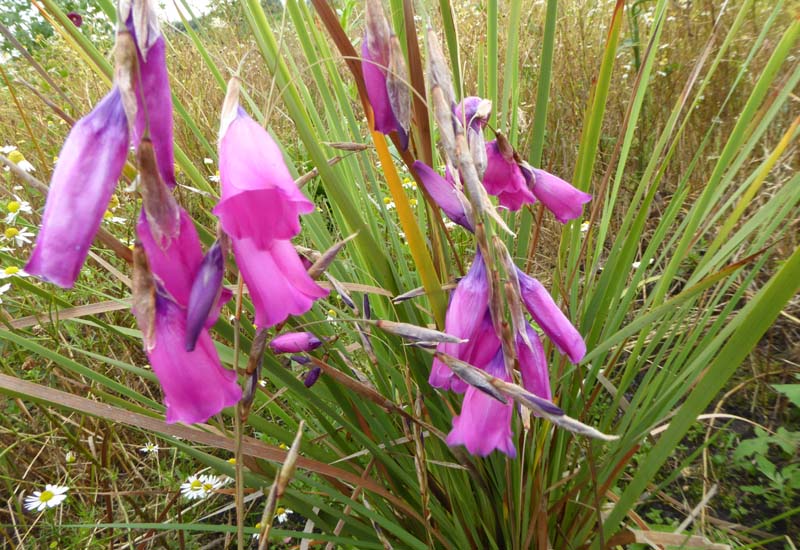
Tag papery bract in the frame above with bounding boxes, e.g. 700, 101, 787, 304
517, 268, 586, 363
446, 352, 516, 457
413, 161, 472, 230
26, 89, 129, 288
269, 332, 323, 354
216, 106, 314, 247
233, 238, 328, 328
137, 293, 241, 424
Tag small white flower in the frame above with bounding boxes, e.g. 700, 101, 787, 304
0, 145, 15, 154
580, 221, 590, 233
180, 475, 207, 500
252, 522, 263, 539
383, 199, 396, 210
203, 157, 214, 165
276, 507, 292, 524
65, 451, 76, 464
444, 220, 457, 230
208, 173, 220, 183
139, 442, 159, 455
632, 258, 654, 270
4, 196, 33, 224
0, 266, 28, 279
24, 484, 69, 512
2, 227, 34, 247
200, 474, 224, 493
4, 149, 35, 172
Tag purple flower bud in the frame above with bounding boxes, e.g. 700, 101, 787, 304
290, 355, 311, 365
25, 89, 129, 287
66, 12, 83, 27
446, 352, 516, 457
269, 332, 323, 354
412, 161, 472, 231
517, 325, 552, 402
303, 366, 322, 388
527, 167, 592, 223
454, 96, 491, 132
185, 241, 226, 351
516, 268, 586, 364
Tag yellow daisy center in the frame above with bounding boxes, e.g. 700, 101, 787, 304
227, 458, 236, 464
39, 490, 54, 503
8, 150, 24, 164
202, 482, 214, 491
327, 309, 337, 318
276, 507, 285, 515
383, 197, 392, 204
7, 201, 20, 213
109, 194, 120, 209
4, 266, 19, 275
103, 210, 113, 220
5, 227, 19, 239
190, 479, 202, 490
255, 522, 262, 530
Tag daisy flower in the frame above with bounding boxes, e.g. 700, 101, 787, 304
180, 475, 207, 500
252, 522, 263, 540
4, 196, 33, 224
24, 484, 69, 512
209, 170, 220, 183
3, 227, 35, 247
580, 221, 590, 233
65, 451, 76, 464
0, 266, 28, 279
139, 442, 159, 455
276, 507, 292, 524
382, 197, 396, 210
5, 149, 35, 172
200, 474, 224, 493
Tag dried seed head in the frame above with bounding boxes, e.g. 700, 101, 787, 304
137, 138, 180, 248
132, 243, 156, 350
433, 352, 507, 404
495, 132, 515, 160
307, 233, 358, 279
468, 127, 487, 179
365, 0, 391, 64
425, 27, 455, 106
432, 86, 457, 166
114, 30, 139, 133
386, 35, 411, 139
373, 320, 466, 344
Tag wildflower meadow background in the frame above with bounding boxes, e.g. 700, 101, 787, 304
1, 0, 798, 548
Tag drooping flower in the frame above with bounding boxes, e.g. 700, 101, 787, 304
522, 166, 592, 224
232, 238, 328, 328
136, 292, 241, 424
429, 253, 491, 392
216, 79, 315, 248
483, 136, 536, 211
361, 0, 410, 149
516, 268, 586, 364
269, 331, 323, 354
413, 161, 473, 230
24, 484, 69, 512
185, 239, 227, 351
518, 324, 552, 402
446, 351, 516, 457
25, 89, 129, 287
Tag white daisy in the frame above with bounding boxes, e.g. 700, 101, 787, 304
209, 170, 220, 183
5, 149, 35, 172
0, 266, 28, 279
4, 196, 33, 224
3, 227, 34, 247
252, 522, 263, 540
580, 221, 590, 233
0, 145, 15, 154
276, 507, 292, 523
139, 442, 159, 455
200, 474, 224, 493
180, 475, 207, 500
24, 484, 69, 512
382, 197, 396, 210
65, 451, 76, 464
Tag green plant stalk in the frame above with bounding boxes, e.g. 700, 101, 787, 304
487, 0, 498, 126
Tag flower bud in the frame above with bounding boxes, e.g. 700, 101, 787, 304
269, 332, 323, 354
185, 241, 226, 351
303, 366, 322, 388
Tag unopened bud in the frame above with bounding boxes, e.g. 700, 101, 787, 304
303, 366, 322, 388
269, 332, 323, 354
386, 35, 410, 144
185, 241, 226, 351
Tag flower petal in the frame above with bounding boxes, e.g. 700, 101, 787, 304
269, 332, 323, 354
529, 168, 592, 223
518, 325, 551, 401
143, 294, 241, 424
483, 140, 535, 211
413, 161, 472, 230
26, 89, 129, 287
234, 238, 328, 328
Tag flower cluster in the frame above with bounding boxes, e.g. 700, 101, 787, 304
25, 1, 326, 425
180, 474, 225, 500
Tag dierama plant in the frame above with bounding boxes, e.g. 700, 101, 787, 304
5, 0, 799, 548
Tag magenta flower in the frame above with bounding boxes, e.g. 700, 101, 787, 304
518, 325, 552, 402
132, 34, 175, 188
216, 106, 314, 248
446, 351, 516, 457
517, 269, 586, 363
269, 332, 323, 354
454, 96, 490, 131
524, 167, 592, 224
483, 139, 536, 211
429, 254, 491, 392
25, 89, 129, 287
137, 293, 241, 424
361, 0, 409, 149
232, 238, 328, 328
412, 161, 472, 230
66, 12, 83, 27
